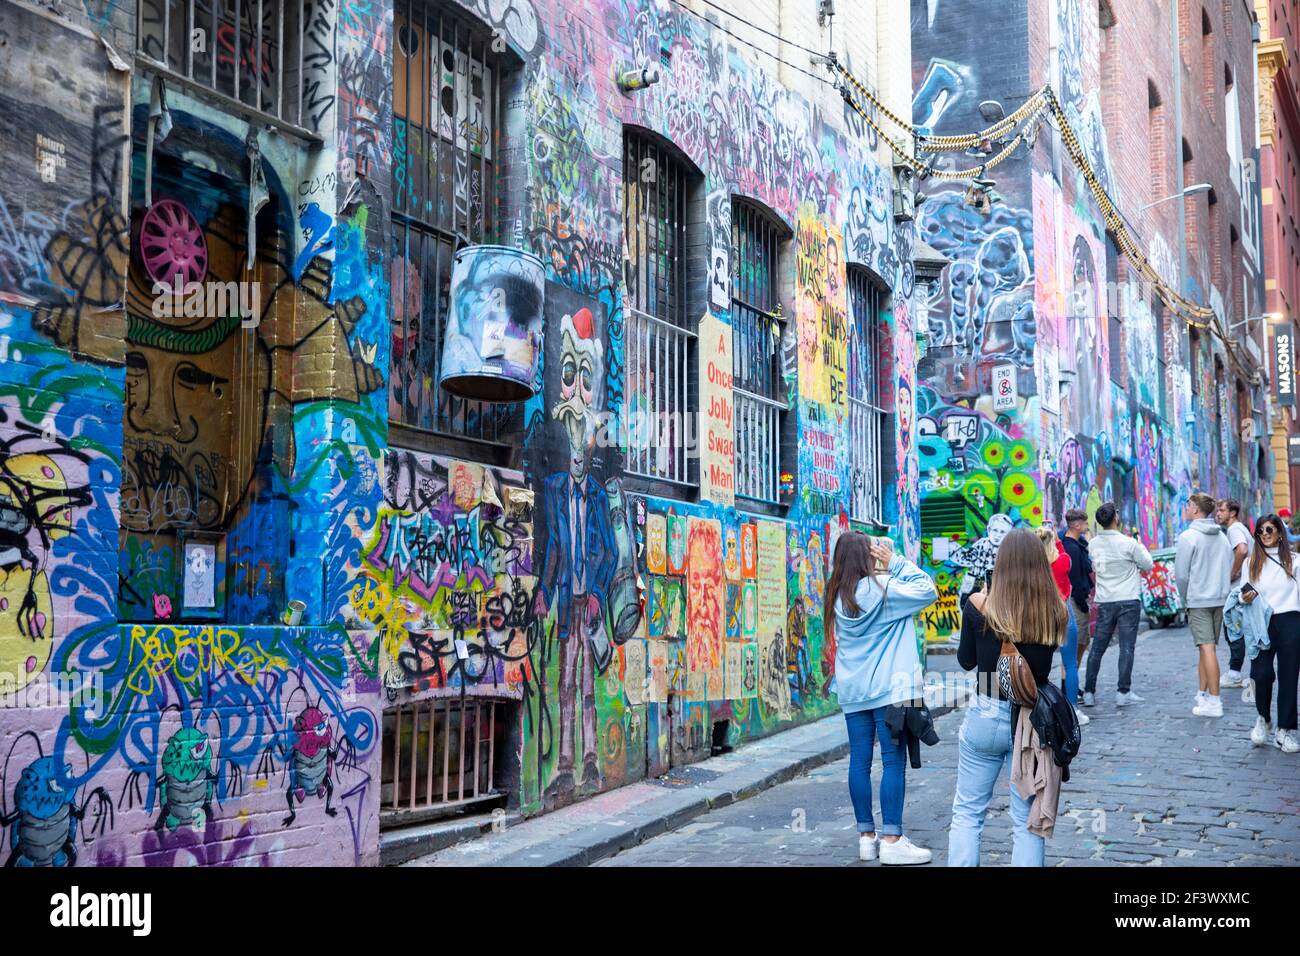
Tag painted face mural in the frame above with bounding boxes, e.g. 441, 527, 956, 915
552, 307, 601, 481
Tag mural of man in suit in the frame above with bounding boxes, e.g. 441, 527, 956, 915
532, 306, 616, 798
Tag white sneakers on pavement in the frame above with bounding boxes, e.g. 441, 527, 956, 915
1077, 711, 1091, 726
1193, 695, 1224, 718
1223, 670, 1245, 688
1116, 691, 1144, 707
1251, 717, 1273, 747
879, 835, 932, 865
1277, 729, 1300, 754
1082, 691, 1095, 707
859, 833, 879, 861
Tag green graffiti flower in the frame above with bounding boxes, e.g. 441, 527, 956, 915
982, 441, 1008, 468
1001, 471, 1039, 508
1008, 441, 1033, 468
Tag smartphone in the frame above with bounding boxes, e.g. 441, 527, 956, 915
1241, 582, 1257, 598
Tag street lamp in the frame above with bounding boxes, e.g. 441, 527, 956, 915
1136, 182, 1212, 212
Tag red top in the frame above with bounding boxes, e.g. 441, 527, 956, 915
1051, 550, 1072, 601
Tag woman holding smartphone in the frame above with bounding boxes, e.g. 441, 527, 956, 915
1241, 514, 1300, 752
826, 532, 938, 864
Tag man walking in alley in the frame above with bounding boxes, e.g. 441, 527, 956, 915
1215, 499, 1251, 688
1176, 493, 1234, 718
1083, 503, 1154, 707
1059, 508, 1093, 702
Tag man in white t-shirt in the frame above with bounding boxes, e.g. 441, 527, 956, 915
1215, 499, 1252, 687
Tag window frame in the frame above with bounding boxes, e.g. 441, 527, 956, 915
621, 127, 701, 494
730, 197, 790, 508
847, 266, 889, 526
389, 0, 516, 453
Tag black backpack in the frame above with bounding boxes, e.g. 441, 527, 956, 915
1028, 681, 1082, 782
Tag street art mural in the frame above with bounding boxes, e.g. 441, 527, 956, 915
1, 0, 928, 860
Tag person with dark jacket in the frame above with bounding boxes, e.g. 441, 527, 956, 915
949, 529, 1068, 867
1059, 508, 1093, 691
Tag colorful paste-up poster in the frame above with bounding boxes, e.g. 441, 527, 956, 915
794, 203, 849, 415
725, 582, 742, 639
741, 522, 758, 579
648, 576, 687, 639
756, 520, 792, 716
725, 642, 744, 700
647, 640, 669, 703
723, 521, 741, 581
742, 642, 759, 699
741, 581, 758, 638
686, 517, 724, 672
646, 513, 667, 574
707, 667, 724, 702
686, 669, 708, 702
666, 513, 687, 575
698, 311, 735, 507
446, 459, 486, 512
623, 640, 646, 706
668, 642, 688, 692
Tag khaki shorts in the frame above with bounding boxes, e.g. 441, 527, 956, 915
1188, 606, 1223, 646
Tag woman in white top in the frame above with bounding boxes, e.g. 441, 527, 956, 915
1240, 514, 1300, 753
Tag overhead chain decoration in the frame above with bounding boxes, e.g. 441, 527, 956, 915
830, 58, 1256, 373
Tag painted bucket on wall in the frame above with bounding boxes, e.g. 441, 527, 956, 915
441, 244, 545, 402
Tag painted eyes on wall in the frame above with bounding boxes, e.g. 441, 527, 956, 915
560, 359, 595, 404
176, 363, 229, 399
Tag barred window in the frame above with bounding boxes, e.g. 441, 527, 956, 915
848, 269, 886, 524
731, 199, 788, 505
136, 0, 312, 135
390, 2, 514, 442
623, 131, 696, 489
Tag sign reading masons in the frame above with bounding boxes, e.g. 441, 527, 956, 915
1274, 324, 1296, 407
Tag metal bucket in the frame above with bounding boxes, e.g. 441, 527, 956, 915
440, 244, 545, 402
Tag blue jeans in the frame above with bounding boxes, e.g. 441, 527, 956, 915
1085, 600, 1141, 694
844, 707, 906, 836
1060, 601, 1079, 703
947, 697, 1045, 866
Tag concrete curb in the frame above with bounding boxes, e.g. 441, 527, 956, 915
400, 688, 972, 867
380, 810, 524, 867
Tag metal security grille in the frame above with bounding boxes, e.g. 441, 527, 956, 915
848, 270, 886, 524
381, 698, 504, 822
623, 132, 695, 488
732, 200, 786, 504
390, 3, 512, 441
135, 0, 314, 136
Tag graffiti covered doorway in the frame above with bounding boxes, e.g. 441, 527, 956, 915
120, 92, 281, 625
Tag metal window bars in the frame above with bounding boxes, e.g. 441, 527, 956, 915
381, 697, 502, 819
390, 1, 510, 441
623, 132, 695, 487
731, 200, 786, 504
135, 0, 317, 139
848, 270, 886, 524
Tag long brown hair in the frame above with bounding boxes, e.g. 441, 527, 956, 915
1249, 513, 1294, 580
823, 532, 881, 633
983, 528, 1067, 647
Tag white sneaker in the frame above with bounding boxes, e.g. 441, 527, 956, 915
858, 833, 880, 861
1250, 717, 1273, 747
1116, 691, 1144, 707
1193, 696, 1224, 718
1077, 711, 1091, 726
1196, 690, 1208, 706
879, 835, 932, 865
1082, 691, 1095, 707
1276, 730, 1300, 754
1224, 670, 1244, 688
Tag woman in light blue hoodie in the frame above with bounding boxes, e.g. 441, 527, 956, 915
826, 531, 938, 865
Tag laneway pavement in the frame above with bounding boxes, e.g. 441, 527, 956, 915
597, 624, 1300, 867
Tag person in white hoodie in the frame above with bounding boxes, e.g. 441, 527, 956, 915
1174, 493, 1234, 717
1082, 503, 1154, 707
1240, 514, 1300, 752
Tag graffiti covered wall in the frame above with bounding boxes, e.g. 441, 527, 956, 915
0, 0, 921, 861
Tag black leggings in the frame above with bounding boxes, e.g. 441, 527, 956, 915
1252, 610, 1300, 731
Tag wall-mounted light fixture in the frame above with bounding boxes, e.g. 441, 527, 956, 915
618, 65, 661, 93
